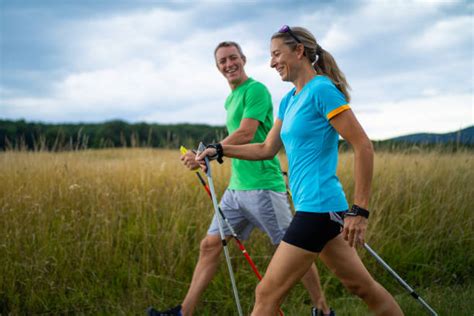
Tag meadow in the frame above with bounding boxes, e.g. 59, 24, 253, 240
0, 149, 473, 315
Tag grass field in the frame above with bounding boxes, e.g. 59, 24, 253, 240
0, 149, 473, 315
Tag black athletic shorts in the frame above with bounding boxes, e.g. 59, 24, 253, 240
282, 210, 347, 253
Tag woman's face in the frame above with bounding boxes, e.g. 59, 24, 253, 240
270, 38, 299, 82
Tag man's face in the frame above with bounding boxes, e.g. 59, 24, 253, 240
215, 46, 246, 86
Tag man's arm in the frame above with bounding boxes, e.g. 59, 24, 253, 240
221, 118, 260, 145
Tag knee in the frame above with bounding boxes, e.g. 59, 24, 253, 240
255, 282, 269, 304
255, 280, 279, 306
199, 236, 222, 257
344, 279, 376, 300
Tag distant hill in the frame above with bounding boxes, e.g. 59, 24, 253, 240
364, 125, 474, 152
336, 126, 474, 152
389, 126, 474, 145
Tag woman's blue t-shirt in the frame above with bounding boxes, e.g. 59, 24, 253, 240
278, 75, 350, 213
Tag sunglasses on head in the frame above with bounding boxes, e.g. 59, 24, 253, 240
278, 25, 302, 44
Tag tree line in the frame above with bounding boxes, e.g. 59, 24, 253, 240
0, 119, 228, 151
1, 119, 471, 152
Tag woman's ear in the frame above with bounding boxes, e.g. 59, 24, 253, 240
296, 43, 305, 59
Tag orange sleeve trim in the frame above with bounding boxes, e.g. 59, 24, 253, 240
327, 104, 350, 120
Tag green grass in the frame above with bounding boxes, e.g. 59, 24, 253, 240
0, 149, 473, 315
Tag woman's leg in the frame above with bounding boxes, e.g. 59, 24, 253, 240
300, 263, 330, 314
320, 235, 403, 316
251, 241, 318, 316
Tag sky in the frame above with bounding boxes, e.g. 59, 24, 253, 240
0, 0, 473, 140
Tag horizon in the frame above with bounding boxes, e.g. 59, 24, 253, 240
1, 0, 473, 140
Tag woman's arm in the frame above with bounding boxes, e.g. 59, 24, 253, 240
330, 109, 374, 247
180, 118, 260, 171
196, 119, 284, 163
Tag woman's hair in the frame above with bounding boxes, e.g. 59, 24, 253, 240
271, 27, 351, 102
214, 41, 246, 63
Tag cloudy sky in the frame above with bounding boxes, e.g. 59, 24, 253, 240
1, 0, 472, 140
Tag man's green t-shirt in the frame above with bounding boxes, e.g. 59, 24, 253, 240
225, 78, 286, 192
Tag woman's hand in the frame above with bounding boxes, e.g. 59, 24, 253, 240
343, 216, 368, 248
195, 147, 217, 172
180, 151, 200, 170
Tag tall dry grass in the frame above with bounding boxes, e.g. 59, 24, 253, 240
0, 149, 472, 315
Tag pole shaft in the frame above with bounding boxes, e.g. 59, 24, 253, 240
364, 243, 438, 316
207, 169, 243, 316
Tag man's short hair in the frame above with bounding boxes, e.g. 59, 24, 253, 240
214, 41, 246, 62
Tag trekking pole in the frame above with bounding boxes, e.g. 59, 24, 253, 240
363, 243, 438, 316
197, 143, 243, 316
181, 145, 285, 316
180, 146, 263, 279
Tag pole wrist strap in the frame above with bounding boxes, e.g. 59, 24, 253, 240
206, 143, 224, 164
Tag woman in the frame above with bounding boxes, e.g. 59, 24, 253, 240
197, 26, 403, 316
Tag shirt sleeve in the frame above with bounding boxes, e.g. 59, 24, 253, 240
242, 82, 272, 123
316, 82, 350, 120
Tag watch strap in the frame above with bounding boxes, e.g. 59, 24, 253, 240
345, 204, 370, 219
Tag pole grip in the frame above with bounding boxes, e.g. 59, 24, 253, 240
197, 142, 211, 177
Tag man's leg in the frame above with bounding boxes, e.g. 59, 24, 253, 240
182, 189, 248, 315
148, 190, 248, 316
180, 234, 223, 316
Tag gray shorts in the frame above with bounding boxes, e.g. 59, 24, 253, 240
207, 189, 293, 245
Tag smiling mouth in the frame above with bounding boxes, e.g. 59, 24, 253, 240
225, 67, 238, 75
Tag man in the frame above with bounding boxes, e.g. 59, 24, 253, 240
147, 41, 334, 316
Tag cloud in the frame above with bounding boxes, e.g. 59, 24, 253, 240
358, 92, 473, 140
407, 15, 473, 52
140, 99, 226, 125
2, 8, 235, 122
313, 1, 444, 53
1, 1, 472, 140
58, 8, 194, 69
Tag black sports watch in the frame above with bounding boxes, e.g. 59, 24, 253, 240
206, 143, 224, 164
344, 204, 370, 219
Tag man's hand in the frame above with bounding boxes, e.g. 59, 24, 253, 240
195, 148, 217, 172
180, 151, 200, 170
343, 216, 368, 248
